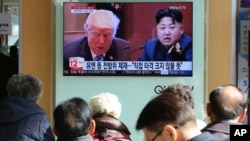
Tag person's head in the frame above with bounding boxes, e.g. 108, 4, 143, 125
53, 97, 95, 138
9, 45, 18, 57
84, 9, 120, 56
6, 73, 42, 102
164, 83, 194, 108
155, 8, 184, 49
164, 83, 208, 130
136, 89, 199, 141
89, 92, 121, 119
207, 84, 248, 122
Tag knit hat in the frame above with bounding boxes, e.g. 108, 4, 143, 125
89, 93, 121, 119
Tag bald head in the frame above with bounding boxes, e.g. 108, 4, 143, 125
208, 84, 248, 121
220, 86, 244, 108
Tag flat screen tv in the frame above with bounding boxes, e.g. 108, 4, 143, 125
63, 2, 193, 76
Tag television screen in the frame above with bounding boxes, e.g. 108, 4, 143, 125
63, 2, 193, 76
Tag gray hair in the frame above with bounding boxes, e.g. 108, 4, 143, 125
89, 92, 121, 119
7, 74, 43, 101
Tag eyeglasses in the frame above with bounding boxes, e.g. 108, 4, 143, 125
150, 126, 178, 141
150, 128, 163, 141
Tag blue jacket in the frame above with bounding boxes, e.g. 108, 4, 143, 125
138, 33, 192, 61
0, 96, 55, 141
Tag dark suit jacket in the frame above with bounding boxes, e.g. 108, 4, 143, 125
201, 120, 241, 141
63, 37, 130, 70
0, 53, 18, 99
138, 33, 192, 61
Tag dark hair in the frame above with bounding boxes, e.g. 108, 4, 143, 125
155, 8, 183, 24
209, 84, 248, 120
6, 73, 42, 101
9, 45, 18, 57
53, 97, 92, 138
136, 91, 196, 132
163, 83, 194, 108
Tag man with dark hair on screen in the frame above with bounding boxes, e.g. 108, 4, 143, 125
138, 8, 192, 61
64, 9, 130, 70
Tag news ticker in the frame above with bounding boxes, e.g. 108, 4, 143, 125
68, 57, 192, 72
64, 69, 192, 76
230, 125, 250, 140
65, 57, 193, 76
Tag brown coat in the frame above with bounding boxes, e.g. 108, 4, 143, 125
92, 115, 132, 141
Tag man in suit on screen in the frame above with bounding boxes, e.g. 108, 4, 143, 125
63, 9, 130, 71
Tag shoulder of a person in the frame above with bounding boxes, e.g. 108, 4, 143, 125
111, 38, 130, 51
113, 37, 129, 43
201, 120, 232, 134
144, 38, 158, 48
181, 33, 192, 42
146, 37, 158, 43
64, 37, 87, 47
191, 132, 219, 141
93, 128, 131, 141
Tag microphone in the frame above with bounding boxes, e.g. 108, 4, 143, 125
120, 46, 130, 50
122, 45, 144, 60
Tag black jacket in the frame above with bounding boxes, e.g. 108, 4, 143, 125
201, 120, 241, 141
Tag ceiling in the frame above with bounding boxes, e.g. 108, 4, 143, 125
2, 0, 19, 4
1, 0, 19, 7
1, 0, 19, 16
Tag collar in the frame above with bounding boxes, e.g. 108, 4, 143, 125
90, 50, 105, 59
57, 134, 93, 141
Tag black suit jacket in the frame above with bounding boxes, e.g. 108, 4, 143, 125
63, 37, 130, 70
201, 120, 241, 141
0, 53, 18, 98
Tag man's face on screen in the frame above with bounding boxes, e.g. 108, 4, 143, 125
87, 26, 114, 55
156, 17, 183, 49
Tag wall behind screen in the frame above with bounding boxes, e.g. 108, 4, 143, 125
55, 0, 205, 140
